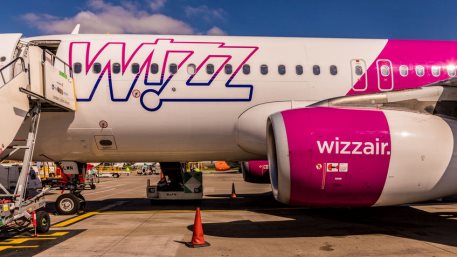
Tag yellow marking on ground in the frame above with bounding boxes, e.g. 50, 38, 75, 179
14, 231, 69, 238
0, 245, 38, 252
0, 237, 56, 245
52, 212, 98, 227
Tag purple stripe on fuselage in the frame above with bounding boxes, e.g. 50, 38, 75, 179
281, 107, 391, 207
348, 40, 457, 96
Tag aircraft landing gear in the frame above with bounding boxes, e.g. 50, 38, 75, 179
55, 191, 86, 215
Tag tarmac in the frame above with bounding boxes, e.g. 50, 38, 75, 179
2, 171, 457, 257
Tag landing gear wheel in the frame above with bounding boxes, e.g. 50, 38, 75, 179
75, 194, 86, 212
56, 193, 81, 215
36, 210, 51, 233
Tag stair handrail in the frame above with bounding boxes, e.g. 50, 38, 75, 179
43, 49, 73, 79
0, 57, 26, 91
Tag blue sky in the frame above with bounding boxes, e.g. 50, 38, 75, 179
3, 0, 457, 40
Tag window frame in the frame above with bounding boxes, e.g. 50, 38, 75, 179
312, 65, 321, 76
206, 64, 215, 75
260, 64, 268, 75
225, 64, 233, 74
415, 65, 425, 77
73, 62, 82, 74
131, 63, 140, 74
187, 64, 196, 75
242, 64, 251, 75
150, 63, 159, 74
399, 65, 408, 77
169, 63, 178, 74
447, 65, 456, 77
295, 65, 303, 75
93, 62, 102, 74
431, 65, 440, 77
330, 65, 338, 76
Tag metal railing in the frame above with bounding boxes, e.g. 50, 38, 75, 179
0, 57, 26, 91
43, 49, 73, 79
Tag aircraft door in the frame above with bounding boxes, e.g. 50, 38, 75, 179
350, 59, 367, 91
376, 59, 394, 91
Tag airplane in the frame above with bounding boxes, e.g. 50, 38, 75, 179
1, 30, 457, 212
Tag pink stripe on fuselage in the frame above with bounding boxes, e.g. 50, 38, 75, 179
347, 40, 457, 96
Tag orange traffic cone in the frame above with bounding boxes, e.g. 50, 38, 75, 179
185, 208, 210, 248
230, 182, 237, 199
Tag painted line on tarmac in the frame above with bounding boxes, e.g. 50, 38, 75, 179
51, 201, 128, 228
52, 212, 98, 228
0, 245, 38, 252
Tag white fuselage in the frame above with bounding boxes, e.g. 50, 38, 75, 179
18, 34, 390, 162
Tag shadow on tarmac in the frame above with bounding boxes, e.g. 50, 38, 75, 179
45, 193, 457, 248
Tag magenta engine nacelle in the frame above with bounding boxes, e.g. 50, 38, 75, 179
267, 107, 457, 207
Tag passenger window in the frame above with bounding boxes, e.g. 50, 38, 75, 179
243, 64, 250, 75
150, 63, 159, 74
330, 65, 338, 75
93, 63, 101, 74
206, 64, 214, 74
355, 65, 363, 76
313, 65, 320, 75
225, 64, 233, 74
187, 64, 196, 75
131, 63, 140, 74
73, 62, 82, 74
381, 65, 390, 77
399, 65, 408, 77
447, 65, 456, 77
278, 65, 286, 75
112, 63, 120, 74
169, 63, 178, 74
431, 66, 440, 77
415, 65, 425, 77
295, 65, 303, 75
260, 64, 268, 75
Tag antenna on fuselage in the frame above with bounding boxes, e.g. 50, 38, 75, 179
71, 24, 80, 35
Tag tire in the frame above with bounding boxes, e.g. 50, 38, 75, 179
90, 184, 96, 190
36, 210, 51, 233
112, 173, 120, 178
55, 193, 81, 215
75, 194, 86, 212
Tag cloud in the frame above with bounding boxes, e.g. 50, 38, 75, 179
21, 0, 193, 35
185, 5, 226, 22
149, 0, 167, 11
207, 26, 227, 36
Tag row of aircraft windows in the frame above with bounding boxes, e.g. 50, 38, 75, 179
376, 64, 457, 78
73, 62, 457, 78
72, 62, 339, 76
393, 64, 457, 77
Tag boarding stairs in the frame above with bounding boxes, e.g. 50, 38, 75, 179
0, 34, 76, 222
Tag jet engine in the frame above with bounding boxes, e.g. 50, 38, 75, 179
241, 160, 270, 183
267, 107, 457, 207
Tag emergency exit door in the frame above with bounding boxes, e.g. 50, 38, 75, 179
376, 59, 394, 91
